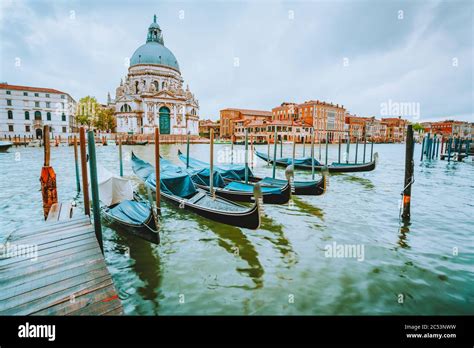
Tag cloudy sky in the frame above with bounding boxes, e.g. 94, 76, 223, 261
1, 0, 472, 122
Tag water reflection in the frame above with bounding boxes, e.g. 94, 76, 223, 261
110, 226, 162, 314
397, 221, 411, 250
196, 220, 264, 290
260, 215, 298, 267
340, 175, 375, 190
290, 196, 325, 220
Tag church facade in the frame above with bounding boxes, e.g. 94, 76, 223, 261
109, 15, 199, 135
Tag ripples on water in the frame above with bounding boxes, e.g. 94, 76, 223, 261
0, 143, 473, 315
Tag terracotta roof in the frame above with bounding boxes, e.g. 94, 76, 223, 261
221, 108, 272, 117
0, 83, 69, 96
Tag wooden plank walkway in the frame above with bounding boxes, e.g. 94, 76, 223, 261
0, 214, 123, 315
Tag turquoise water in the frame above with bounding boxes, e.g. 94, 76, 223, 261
0, 143, 473, 315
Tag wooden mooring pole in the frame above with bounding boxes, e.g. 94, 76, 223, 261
244, 129, 249, 184
87, 130, 103, 253
73, 135, 81, 192
155, 127, 161, 211
311, 128, 315, 180
210, 128, 215, 198
273, 130, 278, 179
402, 125, 414, 221
79, 127, 90, 216
186, 131, 190, 168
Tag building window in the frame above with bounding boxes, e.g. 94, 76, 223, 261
25, 111, 30, 120
6, 90, 11, 95
8, 125, 14, 132
61, 95, 65, 99
8, 110, 13, 119
47, 112, 51, 121
35, 101, 40, 107
46, 93, 50, 98
23, 92, 28, 96
61, 113, 66, 122
35, 111, 42, 120
61, 102, 64, 109
7, 99, 12, 106
120, 104, 132, 112
35, 93, 39, 97
62, 126, 67, 133
26, 125, 30, 132
46, 102, 51, 108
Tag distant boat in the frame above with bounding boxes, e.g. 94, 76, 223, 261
255, 151, 378, 173
97, 166, 159, 244
167, 155, 291, 204
0, 141, 13, 153
178, 150, 326, 196
28, 140, 41, 147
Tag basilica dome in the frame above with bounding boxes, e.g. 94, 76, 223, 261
129, 15, 180, 71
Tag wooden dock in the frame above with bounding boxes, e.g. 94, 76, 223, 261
0, 214, 123, 315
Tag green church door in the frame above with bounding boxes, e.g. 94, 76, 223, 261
159, 107, 171, 134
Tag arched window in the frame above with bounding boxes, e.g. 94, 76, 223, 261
47, 112, 51, 121
25, 111, 30, 120
34, 111, 42, 120
153, 81, 159, 91
120, 104, 131, 112
8, 110, 13, 119
162, 81, 166, 90
191, 109, 196, 116
61, 113, 66, 122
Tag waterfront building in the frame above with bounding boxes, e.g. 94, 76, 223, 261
199, 119, 220, 138
220, 108, 272, 139
422, 120, 472, 138
272, 100, 346, 143
345, 113, 371, 142
108, 15, 199, 136
0, 83, 76, 138
381, 117, 407, 142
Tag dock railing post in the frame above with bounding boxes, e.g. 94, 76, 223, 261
79, 127, 90, 216
401, 125, 414, 221
87, 130, 103, 253
73, 135, 81, 192
40, 125, 58, 220
155, 127, 161, 212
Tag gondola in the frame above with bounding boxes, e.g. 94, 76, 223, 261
121, 140, 148, 146
176, 158, 292, 204
131, 153, 262, 230
97, 166, 159, 244
177, 150, 326, 196
255, 151, 378, 173
0, 141, 13, 153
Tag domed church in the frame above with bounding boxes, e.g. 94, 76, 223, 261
109, 15, 199, 135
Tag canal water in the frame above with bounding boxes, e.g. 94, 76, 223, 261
0, 143, 473, 315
